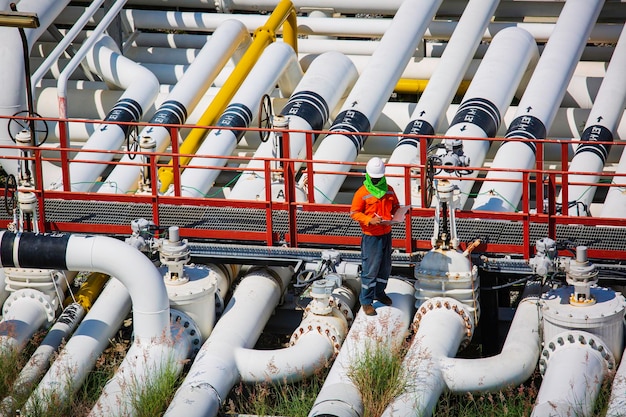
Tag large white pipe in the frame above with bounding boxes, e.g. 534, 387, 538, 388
601, 148, 626, 218
227, 50, 358, 201
120, 9, 624, 44
606, 346, 626, 416
440, 294, 541, 392
309, 278, 415, 417
0, 289, 54, 351
13, 232, 170, 414
438, 28, 539, 210
471, 0, 604, 212
174, 41, 301, 198
386, 0, 501, 205
236, 284, 355, 383
164, 266, 294, 417
301, 0, 443, 203
382, 297, 473, 417
563, 25, 626, 216
531, 331, 612, 417
97, 19, 251, 195
48, 34, 159, 192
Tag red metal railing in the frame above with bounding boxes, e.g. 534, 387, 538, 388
1, 114, 624, 260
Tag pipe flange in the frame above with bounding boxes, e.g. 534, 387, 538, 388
289, 312, 346, 355
3, 288, 56, 323
303, 297, 354, 325
170, 309, 202, 359
413, 297, 474, 348
539, 330, 615, 376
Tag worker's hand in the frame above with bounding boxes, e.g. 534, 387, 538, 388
369, 214, 382, 225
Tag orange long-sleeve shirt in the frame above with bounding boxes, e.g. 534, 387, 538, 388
350, 184, 400, 236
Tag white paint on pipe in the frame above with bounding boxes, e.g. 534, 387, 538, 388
121, 9, 624, 44
601, 148, 626, 218
382, 298, 472, 417
531, 331, 611, 417
303, 0, 443, 203
48, 34, 159, 192
165, 266, 293, 417
27, 279, 131, 413
0, 289, 53, 351
440, 296, 541, 392
309, 278, 415, 417
386, 0, 502, 204
441, 27, 538, 209
567, 25, 626, 216
606, 346, 626, 416
97, 19, 251, 194
175, 42, 300, 198
227, 51, 358, 201
471, 0, 604, 212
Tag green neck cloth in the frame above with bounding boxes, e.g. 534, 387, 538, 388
364, 173, 388, 199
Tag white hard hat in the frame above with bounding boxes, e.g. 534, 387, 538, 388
366, 157, 385, 178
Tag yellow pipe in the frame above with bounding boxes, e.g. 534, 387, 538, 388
63, 272, 110, 311
395, 78, 471, 96
158, 0, 298, 192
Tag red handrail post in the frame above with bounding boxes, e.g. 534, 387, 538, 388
59, 119, 71, 192
522, 171, 530, 259
535, 139, 544, 214
560, 140, 568, 215
306, 131, 315, 203
547, 172, 557, 240
282, 130, 297, 247
170, 126, 181, 196
403, 164, 413, 253
264, 158, 274, 245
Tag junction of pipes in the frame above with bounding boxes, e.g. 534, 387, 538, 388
0, 0, 625, 416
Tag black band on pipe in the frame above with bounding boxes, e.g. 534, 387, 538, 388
504, 115, 546, 154
104, 98, 143, 135
216, 103, 253, 140
0, 232, 70, 269
330, 109, 371, 151
149, 100, 188, 126
398, 119, 435, 147
574, 125, 613, 163
281, 90, 330, 131
450, 97, 501, 137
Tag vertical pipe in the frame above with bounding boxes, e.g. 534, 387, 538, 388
471, 0, 605, 212
385, 0, 501, 205
299, 0, 443, 204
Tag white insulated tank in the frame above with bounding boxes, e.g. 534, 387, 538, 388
541, 286, 626, 362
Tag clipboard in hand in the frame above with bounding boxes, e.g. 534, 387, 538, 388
380, 205, 410, 225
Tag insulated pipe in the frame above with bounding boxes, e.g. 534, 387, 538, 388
48, 34, 159, 192
440, 294, 542, 392
471, 0, 604, 212
164, 266, 294, 417
299, 0, 443, 204
96, 19, 251, 194
26, 279, 131, 414
173, 41, 301, 198
382, 297, 474, 417
0, 302, 86, 414
0, 0, 70, 179
438, 28, 539, 210
121, 9, 624, 44
563, 25, 626, 216
606, 346, 626, 417
236, 284, 355, 384
601, 148, 626, 218
157, 0, 299, 192
22, 230, 171, 414
227, 50, 358, 201
309, 278, 415, 417
531, 330, 613, 417
385, 0, 501, 205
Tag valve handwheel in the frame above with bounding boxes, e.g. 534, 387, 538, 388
8, 110, 49, 145
258, 93, 273, 143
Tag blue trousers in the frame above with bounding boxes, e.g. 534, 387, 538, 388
359, 232, 392, 305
